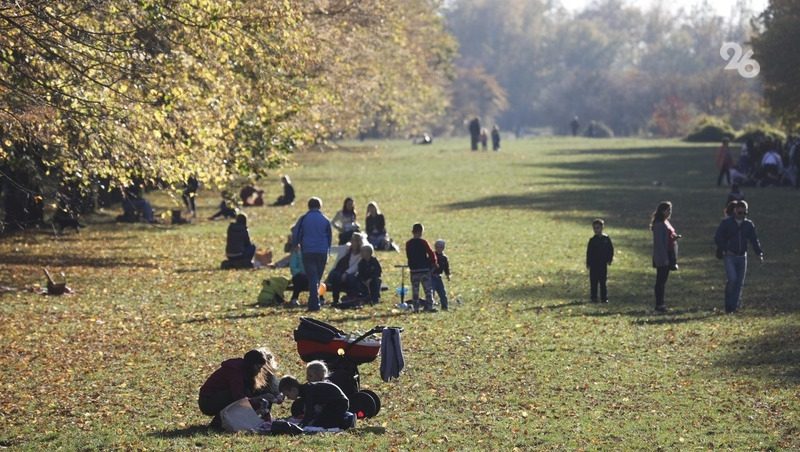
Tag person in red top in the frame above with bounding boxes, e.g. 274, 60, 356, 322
715, 138, 734, 186
198, 348, 281, 426
405, 223, 438, 313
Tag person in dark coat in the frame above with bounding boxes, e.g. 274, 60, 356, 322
279, 376, 349, 429
491, 125, 501, 151
468, 117, 481, 151
182, 175, 199, 217
225, 214, 256, 263
198, 348, 281, 423
274, 175, 295, 206
714, 200, 764, 313
586, 219, 614, 303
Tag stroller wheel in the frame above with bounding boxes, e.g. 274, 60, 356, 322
349, 391, 377, 419
290, 398, 304, 418
360, 389, 381, 416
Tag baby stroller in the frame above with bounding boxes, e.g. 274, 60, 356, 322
293, 317, 390, 420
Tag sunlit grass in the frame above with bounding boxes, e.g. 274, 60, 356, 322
1, 137, 798, 450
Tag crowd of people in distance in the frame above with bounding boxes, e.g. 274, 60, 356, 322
715, 136, 800, 188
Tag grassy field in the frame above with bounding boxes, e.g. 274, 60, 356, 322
1, 137, 798, 450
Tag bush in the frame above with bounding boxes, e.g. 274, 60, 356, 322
685, 116, 735, 142
735, 124, 786, 144
584, 120, 614, 138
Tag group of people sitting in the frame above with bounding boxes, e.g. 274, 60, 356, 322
716, 136, 800, 188
198, 348, 354, 433
330, 197, 400, 251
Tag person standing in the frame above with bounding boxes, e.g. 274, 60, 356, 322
714, 200, 764, 313
715, 138, 734, 186
491, 125, 501, 151
570, 116, 580, 136
405, 223, 438, 313
182, 175, 199, 217
651, 201, 680, 312
468, 117, 481, 151
292, 197, 332, 312
586, 219, 614, 303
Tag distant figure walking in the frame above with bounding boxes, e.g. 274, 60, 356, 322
468, 117, 481, 151
491, 125, 501, 151
570, 116, 580, 136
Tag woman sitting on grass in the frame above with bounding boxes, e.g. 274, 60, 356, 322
331, 197, 359, 245
198, 348, 281, 429
364, 201, 399, 251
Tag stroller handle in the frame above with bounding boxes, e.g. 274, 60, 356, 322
346, 325, 404, 352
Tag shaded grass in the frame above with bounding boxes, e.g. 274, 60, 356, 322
1, 137, 798, 450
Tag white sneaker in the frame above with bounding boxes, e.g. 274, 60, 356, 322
395, 302, 412, 311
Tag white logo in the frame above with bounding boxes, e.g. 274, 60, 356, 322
720, 42, 760, 78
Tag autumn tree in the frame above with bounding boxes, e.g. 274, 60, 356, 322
751, 0, 800, 128
0, 0, 454, 229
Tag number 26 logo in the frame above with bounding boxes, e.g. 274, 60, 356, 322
720, 42, 760, 78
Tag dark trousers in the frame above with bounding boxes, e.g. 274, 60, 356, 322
360, 277, 382, 304
654, 266, 670, 307
291, 273, 309, 301
302, 252, 328, 310
198, 390, 235, 416
307, 398, 349, 429
589, 265, 608, 301
431, 274, 448, 309
326, 271, 360, 303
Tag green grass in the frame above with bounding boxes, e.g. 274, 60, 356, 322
1, 137, 799, 450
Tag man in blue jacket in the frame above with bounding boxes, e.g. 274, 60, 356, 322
714, 200, 764, 313
292, 197, 332, 312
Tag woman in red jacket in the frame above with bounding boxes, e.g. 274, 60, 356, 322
198, 348, 280, 423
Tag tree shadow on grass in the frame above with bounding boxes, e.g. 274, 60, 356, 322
715, 324, 800, 383
441, 146, 719, 232
149, 424, 212, 439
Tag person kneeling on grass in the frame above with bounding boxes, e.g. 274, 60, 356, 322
279, 375, 349, 429
357, 244, 382, 305
198, 348, 282, 429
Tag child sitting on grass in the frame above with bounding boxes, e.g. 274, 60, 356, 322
279, 375, 349, 429
357, 244, 382, 305
306, 360, 329, 383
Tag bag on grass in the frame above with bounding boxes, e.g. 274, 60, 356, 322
220, 398, 265, 433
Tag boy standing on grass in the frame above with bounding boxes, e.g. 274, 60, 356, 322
405, 223, 438, 313
432, 239, 451, 311
586, 219, 614, 303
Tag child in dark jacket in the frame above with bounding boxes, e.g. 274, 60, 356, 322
432, 239, 451, 310
586, 219, 614, 303
279, 376, 349, 429
357, 244, 382, 304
